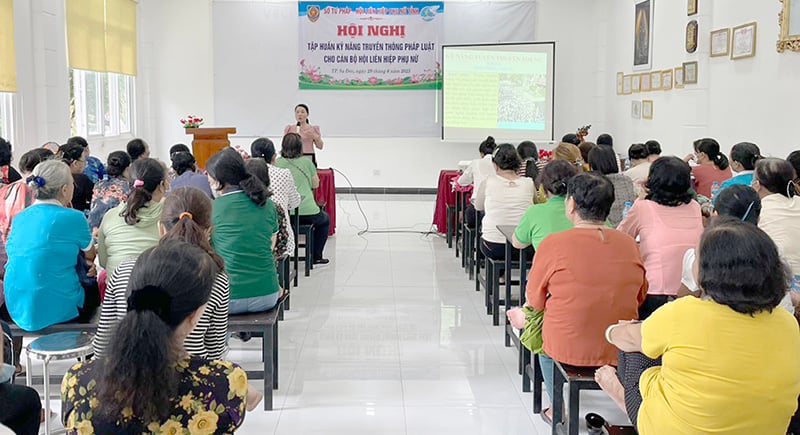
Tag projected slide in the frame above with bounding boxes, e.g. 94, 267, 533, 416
442, 43, 555, 142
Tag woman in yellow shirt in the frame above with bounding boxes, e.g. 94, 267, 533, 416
596, 217, 800, 435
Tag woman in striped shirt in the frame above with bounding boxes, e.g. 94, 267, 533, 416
93, 187, 230, 359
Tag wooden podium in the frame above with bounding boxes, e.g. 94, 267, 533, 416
185, 127, 237, 168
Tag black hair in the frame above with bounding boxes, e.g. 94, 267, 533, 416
517, 141, 538, 161
57, 142, 84, 165
787, 151, 800, 182
578, 142, 597, 164
645, 140, 661, 157
493, 143, 521, 171
243, 158, 273, 197
478, 136, 497, 156
715, 185, 761, 224
540, 159, 578, 196
698, 217, 790, 315
251, 137, 276, 162
206, 147, 268, 206
123, 158, 165, 225
169, 144, 191, 156
170, 151, 197, 176
106, 151, 131, 177
588, 145, 620, 175
567, 172, 614, 222
66, 136, 89, 149
645, 157, 694, 206
280, 133, 304, 159
596, 134, 613, 147
127, 138, 149, 161
754, 158, 796, 198
561, 133, 581, 146
628, 143, 648, 161
19, 149, 53, 173
295, 103, 310, 124
694, 138, 730, 170
730, 142, 762, 171
161, 187, 225, 269
97, 240, 218, 422
0, 137, 12, 166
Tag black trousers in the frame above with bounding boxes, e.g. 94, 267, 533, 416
617, 351, 662, 429
480, 239, 506, 261
0, 383, 41, 435
299, 210, 330, 261
638, 294, 675, 320
303, 153, 317, 167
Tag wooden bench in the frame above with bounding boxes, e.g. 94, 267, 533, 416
551, 360, 601, 435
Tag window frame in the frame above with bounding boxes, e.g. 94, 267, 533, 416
70, 68, 136, 140
0, 92, 15, 144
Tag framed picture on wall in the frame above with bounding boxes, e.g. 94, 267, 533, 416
632, 100, 642, 119
662, 69, 673, 90
632, 74, 642, 92
617, 72, 624, 95
623, 75, 633, 94
688, 0, 697, 16
731, 22, 757, 59
710, 28, 731, 57
634, 0, 654, 70
683, 61, 698, 83
642, 100, 654, 119
686, 20, 699, 53
674, 66, 685, 88
640, 72, 651, 91
650, 71, 662, 90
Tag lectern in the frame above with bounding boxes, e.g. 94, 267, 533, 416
185, 127, 237, 168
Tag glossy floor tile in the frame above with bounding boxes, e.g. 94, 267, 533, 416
29, 194, 628, 434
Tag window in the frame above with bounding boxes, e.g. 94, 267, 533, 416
0, 92, 13, 141
70, 69, 134, 138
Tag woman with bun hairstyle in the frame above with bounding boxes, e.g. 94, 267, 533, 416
684, 138, 732, 198
58, 142, 94, 213
458, 136, 497, 228
88, 151, 132, 230
97, 158, 166, 274
208, 148, 283, 313
169, 151, 213, 198
283, 103, 324, 166
719, 142, 761, 191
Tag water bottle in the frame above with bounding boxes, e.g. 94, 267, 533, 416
622, 201, 633, 220
711, 181, 721, 201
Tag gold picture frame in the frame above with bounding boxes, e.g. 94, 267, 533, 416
778, 0, 800, 52
616, 72, 624, 95
640, 72, 651, 91
683, 61, 698, 84
674, 66, 685, 88
642, 100, 654, 119
632, 74, 641, 93
623, 75, 632, 94
650, 71, 662, 90
710, 28, 731, 57
688, 0, 697, 16
731, 22, 757, 59
662, 70, 673, 90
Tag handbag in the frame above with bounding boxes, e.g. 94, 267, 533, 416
519, 306, 544, 354
285, 159, 327, 209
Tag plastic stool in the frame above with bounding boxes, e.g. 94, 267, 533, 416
25, 331, 94, 435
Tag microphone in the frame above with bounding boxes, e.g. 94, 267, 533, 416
296, 121, 301, 133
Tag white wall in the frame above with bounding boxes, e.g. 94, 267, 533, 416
602, 0, 800, 160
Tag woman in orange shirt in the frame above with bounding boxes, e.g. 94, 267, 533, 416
684, 138, 732, 198
524, 172, 648, 424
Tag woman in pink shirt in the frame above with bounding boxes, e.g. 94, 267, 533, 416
684, 138, 732, 198
283, 104, 324, 166
617, 156, 704, 319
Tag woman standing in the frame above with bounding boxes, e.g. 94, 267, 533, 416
88, 151, 131, 230
684, 138, 732, 198
283, 104, 324, 166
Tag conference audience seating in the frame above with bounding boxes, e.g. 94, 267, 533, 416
551, 360, 602, 435
291, 208, 314, 278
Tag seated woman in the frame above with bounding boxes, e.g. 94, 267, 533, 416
251, 137, 301, 256
617, 157, 704, 319
275, 133, 330, 265
597, 218, 800, 434
245, 158, 290, 260
97, 158, 166, 275
516, 140, 538, 178
623, 143, 651, 196
93, 187, 230, 359
473, 144, 534, 265
3, 160, 99, 331
525, 172, 647, 423
58, 142, 94, 213
552, 142, 585, 173
208, 148, 283, 313
512, 159, 576, 251
0, 148, 53, 245
719, 142, 761, 191
1, 321, 42, 435
458, 136, 497, 228
170, 151, 213, 198
62, 241, 258, 433
684, 138, 732, 198
588, 146, 635, 227
752, 158, 800, 303
0, 137, 21, 185
88, 151, 131, 230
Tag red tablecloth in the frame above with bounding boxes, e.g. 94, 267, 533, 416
316, 168, 336, 235
433, 169, 460, 233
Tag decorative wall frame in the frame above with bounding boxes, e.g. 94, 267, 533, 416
688, 0, 698, 16
683, 61, 698, 84
674, 66, 685, 88
617, 72, 624, 95
686, 20, 699, 53
632, 74, 642, 92
732, 22, 758, 59
640, 72, 651, 91
778, 0, 800, 52
642, 100, 654, 119
710, 28, 731, 57
634, 0, 654, 70
623, 75, 632, 94
662, 70, 673, 90
650, 71, 662, 90
632, 100, 642, 119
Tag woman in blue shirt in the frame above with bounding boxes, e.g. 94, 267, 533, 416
720, 142, 762, 191
3, 160, 99, 331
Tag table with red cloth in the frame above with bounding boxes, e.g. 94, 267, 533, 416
433, 169, 460, 233
315, 168, 336, 236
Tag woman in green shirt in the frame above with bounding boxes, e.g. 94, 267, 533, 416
275, 133, 330, 265
207, 148, 282, 313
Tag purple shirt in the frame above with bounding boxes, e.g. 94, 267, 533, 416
171, 170, 214, 198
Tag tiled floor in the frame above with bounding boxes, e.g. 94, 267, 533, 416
36, 194, 629, 434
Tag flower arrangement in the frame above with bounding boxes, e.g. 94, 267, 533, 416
180, 115, 204, 129
538, 149, 553, 161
